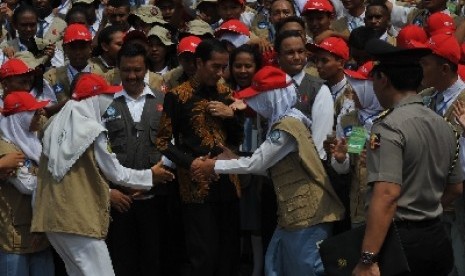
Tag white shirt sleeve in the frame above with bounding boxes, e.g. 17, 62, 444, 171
214, 130, 297, 175
9, 166, 36, 195
390, 4, 415, 28
93, 133, 153, 190
330, 155, 350, 174
311, 84, 334, 160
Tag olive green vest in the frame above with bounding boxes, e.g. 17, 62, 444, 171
0, 141, 49, 253
31, 144, 111, 239
270, 117, 344, 229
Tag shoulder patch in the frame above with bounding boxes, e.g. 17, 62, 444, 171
53, 83, 64, 94
269, 129, 281, 143
258, 21, 268, 29
369, 133, 380, 150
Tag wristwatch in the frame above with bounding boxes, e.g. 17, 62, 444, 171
360, 251, 379, 265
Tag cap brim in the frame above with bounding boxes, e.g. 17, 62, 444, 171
344, 69, 368, 80
64, 38, 92, 44
234, 87, 259, 99
102, 85, 123, 94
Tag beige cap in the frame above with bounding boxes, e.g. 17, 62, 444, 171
194, 0, 217, 9
184, 19, 214, 36
73, 0, 94, 4
128, 5, 167, 25
14, 51, 41, 69
147, 25, 174, 46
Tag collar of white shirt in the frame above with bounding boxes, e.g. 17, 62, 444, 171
331, 76, 347, 98
292, 70, 306, 86
440, 78, 465, 104
67, 64, 91, 81
114, 85, 154, 101
379, 31, 389, 41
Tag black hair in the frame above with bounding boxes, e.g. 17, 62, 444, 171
270, 0, 296, 15
65, 6, 89, 25
12, 4, 37, 25
108, 0, 130, 8
228, 44, 262, 88
147, 35, 179, 70
93, 25, 124, 57
274, 15, 305, 35
366, 0, 389, 16
194, 39, 228, 62
349, 26, 384, 50
372, 64, 423, 91
432, 54, 459, 73
117, 42, 150, 68
274, 30, 305, 54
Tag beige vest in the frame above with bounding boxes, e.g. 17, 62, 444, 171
43, 66, 70, 103
250, 12, 270, 41
340, 111, 368, 224
31, 144, 111, 239
35, 16, 66, 51
163, 66, 185, 91
0, 141, 49, 253
88, 57, 114, 77
270, 117, 345, 229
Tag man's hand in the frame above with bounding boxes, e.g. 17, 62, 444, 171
330, 138, 348, 163
248, 37, 273, 53
151, 160, 175, 184
0, 4, 13, 22
229, 99, 247, 111
216, 144, 238, 160
43, 44, 56, 59
2, 47, 15, 58
208, 101, 234, 118
110, 189, 132, 213
352, 263, 380, 276
191, 157, 216, 182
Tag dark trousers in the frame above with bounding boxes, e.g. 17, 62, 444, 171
107, 195, 186, 276
183, 201, 240, 276
397, 220, 453, 276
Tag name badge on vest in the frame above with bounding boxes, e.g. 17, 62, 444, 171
54, 83, 64, 94
102, 106, 121, 123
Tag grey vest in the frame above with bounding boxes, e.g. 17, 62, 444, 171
294, 73, 325, 120
103, 92, 165, 192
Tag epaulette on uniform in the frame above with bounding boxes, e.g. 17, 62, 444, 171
373, 108, 393, 123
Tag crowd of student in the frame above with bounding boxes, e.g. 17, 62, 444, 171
0, 0, 465, 274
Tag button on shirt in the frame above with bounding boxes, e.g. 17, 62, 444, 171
292, 70, 334, 159
113, 85, 154, 123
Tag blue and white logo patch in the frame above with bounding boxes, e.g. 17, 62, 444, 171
54, 83, 64, 94
258, 22, 268, 29
343, 126, 353, 138
106, 106, 116, 116
24, 159, 31, 168
269, 129, 281, 143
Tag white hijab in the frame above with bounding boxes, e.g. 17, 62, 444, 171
245, 84, 312, 133
42, 94, 113, 181
0, 111, 42, 163
346, 76, 384, 132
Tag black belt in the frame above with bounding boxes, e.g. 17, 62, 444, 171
394, 217, 441, 228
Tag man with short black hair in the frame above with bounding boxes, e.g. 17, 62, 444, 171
156, 39, 244, 276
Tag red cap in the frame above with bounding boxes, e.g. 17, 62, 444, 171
302, 0, 334, 14
426, 12, 455, 36
235, 66, 292, 99
71, 74, 122, 100
2, 91, 49, 116
460, 42, 465, 63
0, 58, 33, 79
214, 19, 250, 37
458, 64, 465, 81
307, 37, 349, 60
124, 29, 149, 44
396, 25, 428, 49
344, 61, 374, 80
63, 23, 92, 44
426, 34, 460, 64
177, 36, 202, 55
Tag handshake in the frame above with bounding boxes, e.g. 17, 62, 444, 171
190, 144, 239, 182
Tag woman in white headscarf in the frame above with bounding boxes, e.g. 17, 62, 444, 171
30, 73, 175, 276
0, 91, 54, 276
331, 65, 384, 228
190, 66, 344, 276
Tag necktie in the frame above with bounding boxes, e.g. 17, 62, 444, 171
37, 19, 46, 38
436, 93, 446, 116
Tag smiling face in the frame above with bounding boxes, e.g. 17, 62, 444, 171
304, 11, 332, 37
277, 36, 307, 76
196, 51, 230, 86
231, 52, 257, 89
119, 55, 148, 97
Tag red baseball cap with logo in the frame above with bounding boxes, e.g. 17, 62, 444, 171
63, 23, 92, 44
344, 61, 374, 80
426, 12, 455, 36
214, 19, 250, 38
302, 0, 334, 14
0, 58, 34, 79
2, 91, 49, 116
426, 34, 460, 64
177, 36, 202, 55
72, 74, 122, 100
396, 25, 428, 49
234, 66, 292, 99
307, 37, 349, 60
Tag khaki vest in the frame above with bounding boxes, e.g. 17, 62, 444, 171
89, 57, 114, 77
250, 12, 270, 41
340, 111, 368, 224
31, 144, 111, 239
43, 66, 70, 103
270, 117, 344, 229
35, 16, 66, 50
163, 66, 185, 91
0, 141, 49, 253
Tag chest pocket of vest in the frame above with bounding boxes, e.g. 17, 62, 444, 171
270, 153, 318, 227
149, 119, 160, 145
11, 195, 33, 248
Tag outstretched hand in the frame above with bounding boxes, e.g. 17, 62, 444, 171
190, 157, 217, 182
151, 160, 175, 185
330, 138, 348, 163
